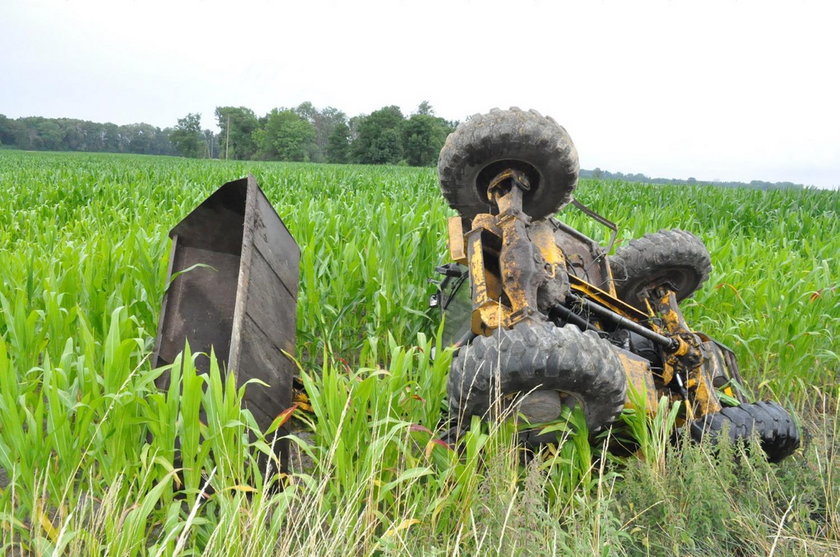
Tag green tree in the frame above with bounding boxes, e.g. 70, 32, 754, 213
416, 100, 433, 116
103, 123, 124, 152
293, 101, 319, 122
253, 109, 315, 161
82, 121, 105, 151
373, 128, 402, 164
326, 122, 351, 163
58, 119, 85, 151
215, 106, 259, 160
169, 113, 204, 158
401, 113, 451, 166
125, 123, 159, 154
293, 102, 348, 162
0, 114, 20, 146
203, 129, 219, 158
351, 105, 405, 164
155, 127, 175, 155
35, 119, 63, 150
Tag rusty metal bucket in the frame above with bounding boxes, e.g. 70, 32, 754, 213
152, 175, 299, 444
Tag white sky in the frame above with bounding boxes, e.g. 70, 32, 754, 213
1, 0, 838, 188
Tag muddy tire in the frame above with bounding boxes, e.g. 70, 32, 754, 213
447, 321, 626, 433
688, 401, 800, 463
438, 107, 579, 220
609, 229, 712, 310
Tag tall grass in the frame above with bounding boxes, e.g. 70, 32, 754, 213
0, 150, 837, 554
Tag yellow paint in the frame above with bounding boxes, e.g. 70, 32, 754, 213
531, 221, 566, 268
447, 216, 466, 263
618, 351, 658, 413
569, 275, 648, 320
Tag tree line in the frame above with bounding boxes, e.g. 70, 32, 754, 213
0, 101, 456, 167
581, 168, 805, 190
0, 115, 176, 155
197, 101, 455, 166
0, 110, 809, 188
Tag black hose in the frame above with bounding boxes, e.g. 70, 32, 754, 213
549, 304, 593, 331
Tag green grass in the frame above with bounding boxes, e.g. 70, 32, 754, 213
0, 149, 837, 555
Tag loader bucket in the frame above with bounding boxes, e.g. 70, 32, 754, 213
152, 175, 299, 451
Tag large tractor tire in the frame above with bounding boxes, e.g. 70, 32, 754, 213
448, 321, 626, 434
609, 229, 712, 310
438, 108, 579, 220
687, 401, 800, 463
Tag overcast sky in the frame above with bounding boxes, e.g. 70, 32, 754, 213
2, 0, 838, 188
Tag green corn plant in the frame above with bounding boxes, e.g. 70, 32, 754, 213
621, 383, 683, 474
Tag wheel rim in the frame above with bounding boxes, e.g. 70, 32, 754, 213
623, 267, 702, 305
474, 159, 543, 211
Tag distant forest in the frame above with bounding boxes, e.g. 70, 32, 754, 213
0, 104, 808, 188
579, 169, 805, 191
0, 101, 455, 167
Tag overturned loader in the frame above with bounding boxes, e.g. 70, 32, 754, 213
152, 111, 800, 467
432, 108, 799, 462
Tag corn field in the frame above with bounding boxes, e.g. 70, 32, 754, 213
0, 150, 838, 555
